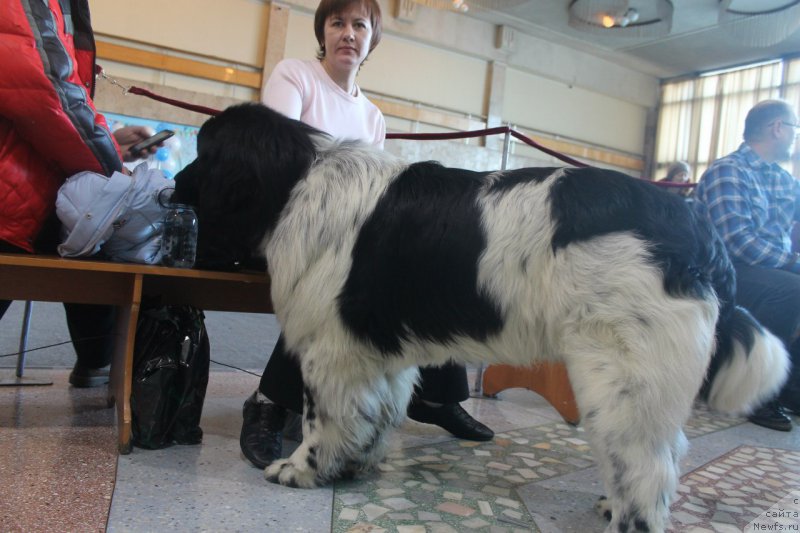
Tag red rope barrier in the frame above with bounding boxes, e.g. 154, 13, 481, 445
386, 126, 510, 141
119, 82, 653, 172
387, 127, 588, 168
651, 181, 696, 189
127, 87, 222, 117
508, 130, 588, 168
122, 84, 698, 189
100, 74, 706, 191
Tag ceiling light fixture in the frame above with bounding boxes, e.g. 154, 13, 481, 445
718, 0, 800, 47
408, 0, 526, 13
568, 0, 673, 38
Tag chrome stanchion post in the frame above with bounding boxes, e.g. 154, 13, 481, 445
0, 301, 53, 386
15, 300, 33, 377
501, 123, 511, 171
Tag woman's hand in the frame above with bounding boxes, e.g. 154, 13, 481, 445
114, 126, 159, 162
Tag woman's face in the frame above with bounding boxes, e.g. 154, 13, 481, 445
321, 4, 373, 74
672, 171, 689, 183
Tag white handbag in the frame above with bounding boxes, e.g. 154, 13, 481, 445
56, 163, 174, 264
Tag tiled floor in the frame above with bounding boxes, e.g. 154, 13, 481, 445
672, 445, 800, 531
2, 302, 800, 532
0, 373, 116, 533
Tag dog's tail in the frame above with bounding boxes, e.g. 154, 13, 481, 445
703, 306, 789, 414
699, 228, 790, 415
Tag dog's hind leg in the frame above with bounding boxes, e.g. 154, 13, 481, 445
592, 428, 688, 526
264, 360, 418, 488
562, 307, 713, 533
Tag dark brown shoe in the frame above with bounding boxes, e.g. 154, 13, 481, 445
240, 392, 287, 468
68, 363, 110, 388
780, 392, 800, 416
748, 400, 792, 432
408, 400, 494, 441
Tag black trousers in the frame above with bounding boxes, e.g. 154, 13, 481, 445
258, 333, 469, 414
734, 262, 800, 397
0, 240, 115, 369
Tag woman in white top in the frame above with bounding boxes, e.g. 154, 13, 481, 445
263, 57, 384, 147
240, 0, 493, 471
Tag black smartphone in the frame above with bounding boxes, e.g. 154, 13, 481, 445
129, 129, 174, 153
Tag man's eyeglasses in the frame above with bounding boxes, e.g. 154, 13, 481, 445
775, 121, 800, 139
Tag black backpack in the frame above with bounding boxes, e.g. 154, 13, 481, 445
130, 302, 210, 449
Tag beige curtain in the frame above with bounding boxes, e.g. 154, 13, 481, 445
655, 57, 800, 183
786, 59, 800, 177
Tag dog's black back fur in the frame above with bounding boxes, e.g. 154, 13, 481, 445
338, 162, 504, 354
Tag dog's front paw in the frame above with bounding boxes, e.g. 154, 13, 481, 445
264, 458, 318, 488
594, 495, 612, 522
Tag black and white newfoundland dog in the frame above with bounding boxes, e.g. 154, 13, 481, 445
173, 103, 788, 533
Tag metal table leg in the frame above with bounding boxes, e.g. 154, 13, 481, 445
0, 301, 53, 386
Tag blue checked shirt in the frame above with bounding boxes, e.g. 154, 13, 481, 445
694, 143, 800, 273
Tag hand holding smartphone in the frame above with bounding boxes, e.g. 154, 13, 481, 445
128, 129, 175, 154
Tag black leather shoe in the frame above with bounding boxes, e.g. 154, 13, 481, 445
748, 401, 792, 432
407, 400, 494, 441
68, 363, 110, 388
240, 392, 287, 468
780, 392, 800, 416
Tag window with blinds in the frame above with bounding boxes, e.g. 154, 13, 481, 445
655, 57, 800, 184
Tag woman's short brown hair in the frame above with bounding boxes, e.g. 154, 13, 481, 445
666, 161, 691, 182
314, 0, 382, 60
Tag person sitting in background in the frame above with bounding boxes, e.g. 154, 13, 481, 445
659, 160, 693, 197
693, 99, 800, 432
0, 0, 159, 387
239, 0, 493, 471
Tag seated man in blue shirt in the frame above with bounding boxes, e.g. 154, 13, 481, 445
694, 99, 800, 432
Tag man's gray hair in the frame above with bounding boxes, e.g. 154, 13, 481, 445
744, 100, 795, 142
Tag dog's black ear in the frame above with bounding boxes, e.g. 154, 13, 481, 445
197, 103, 318, 240
171, 155, 248, 270
171, 160, 200, 206
206, 103, 319, 232
172, 103, 318, 270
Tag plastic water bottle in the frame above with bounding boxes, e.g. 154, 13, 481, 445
161, 204, 198, 268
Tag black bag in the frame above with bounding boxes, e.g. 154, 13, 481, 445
130, 303, 210, 449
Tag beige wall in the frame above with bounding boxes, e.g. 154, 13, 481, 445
504, 69, 648, 155
95, 58, 259, 102
91, 0, 269, 67
89, 0, 658, 172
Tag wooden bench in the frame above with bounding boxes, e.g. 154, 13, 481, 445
482, 362, 580, 425
0, 253, 272, 453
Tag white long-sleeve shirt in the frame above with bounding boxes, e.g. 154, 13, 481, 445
262, 59, 385, 149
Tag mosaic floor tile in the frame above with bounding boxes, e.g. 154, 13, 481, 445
668, 445, 800, 531
331, 405, 748, 533
684, 402, 745, 438
332, 423, 597, 532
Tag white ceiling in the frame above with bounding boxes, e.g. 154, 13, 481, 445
461, 0, 800, 78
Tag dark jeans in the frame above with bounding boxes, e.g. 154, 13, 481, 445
0, 240, 115, 369
258, 333, 469, 414
734, 262, 800, 397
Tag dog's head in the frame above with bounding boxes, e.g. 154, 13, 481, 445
172, 103, 319, 270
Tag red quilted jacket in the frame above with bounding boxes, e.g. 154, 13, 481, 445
0, 0, 122, 252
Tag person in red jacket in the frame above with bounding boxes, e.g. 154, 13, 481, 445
0, 0, 158, 386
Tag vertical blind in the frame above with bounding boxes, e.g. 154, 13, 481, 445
655, 56, 800, 183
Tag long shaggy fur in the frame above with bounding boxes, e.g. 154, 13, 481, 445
173, 103, 789, 532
